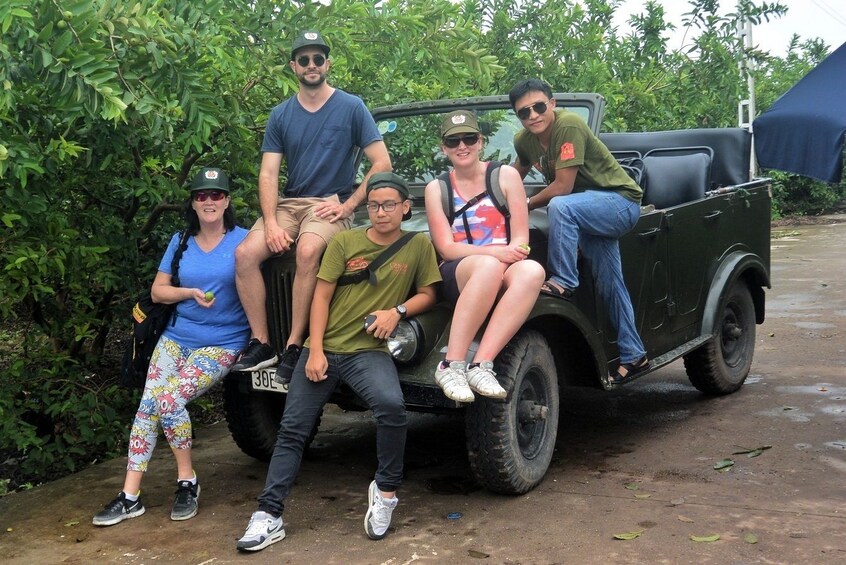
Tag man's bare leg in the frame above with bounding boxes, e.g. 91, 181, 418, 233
231, 230, 279, 371
287, 232, 327, 347
235, 230, 275, 343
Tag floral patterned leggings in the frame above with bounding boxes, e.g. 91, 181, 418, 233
127, 335, 238, 472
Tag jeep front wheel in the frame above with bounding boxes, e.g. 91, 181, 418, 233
684, 281, 755, 395
465, 329, 559, 495
223, 374, 284, 461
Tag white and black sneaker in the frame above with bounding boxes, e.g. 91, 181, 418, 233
92, 492, 145, 526
231, 339, 277, 372
171, 480, 200, 521
236, 510, 285, 552
364, 480, 398, 540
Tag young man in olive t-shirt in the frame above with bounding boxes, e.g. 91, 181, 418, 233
236, 172, 441, 552
510, 78, 648, 386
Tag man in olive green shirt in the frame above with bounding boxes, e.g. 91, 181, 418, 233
237, 172, 440, 553
510, 78, 648, 386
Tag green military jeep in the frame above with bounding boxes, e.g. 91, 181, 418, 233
223, 94, 772, 495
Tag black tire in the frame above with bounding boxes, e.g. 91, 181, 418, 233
465, 329, 559, 495
222, 375, 320, 461
684, 281, 756, 395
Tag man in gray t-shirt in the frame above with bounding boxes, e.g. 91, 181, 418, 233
231, 30, 392, 381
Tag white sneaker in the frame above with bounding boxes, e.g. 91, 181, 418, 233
364, 480, 398, 540
434, 360, 474, 402
236, 510, 285, 552
466, 361, 507, 399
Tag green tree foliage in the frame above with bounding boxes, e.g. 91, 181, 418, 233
0, 0, 841, 485
0, 0, 499, 484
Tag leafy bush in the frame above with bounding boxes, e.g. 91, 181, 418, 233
769, 170, 846, 216
0, 325, 137, 487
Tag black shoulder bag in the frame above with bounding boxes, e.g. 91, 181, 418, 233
335, 232, 417, 287
119, 231, 190, 389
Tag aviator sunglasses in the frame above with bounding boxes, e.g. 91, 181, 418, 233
442, 134, 480, 149
296, 54, 327, 67
193, 190, 227, 202
516, 100, 551, 120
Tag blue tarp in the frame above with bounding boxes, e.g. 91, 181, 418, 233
753, 41, 846, 183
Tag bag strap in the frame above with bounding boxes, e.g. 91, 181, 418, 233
336, 232, 417, 287
170, 230, 190, 287
438, 161, 511, 244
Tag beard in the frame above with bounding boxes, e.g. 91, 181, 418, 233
297, 71, 327, 88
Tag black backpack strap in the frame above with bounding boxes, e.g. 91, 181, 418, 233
336, 232, 417, 287
438, 171, 454, 226
484, 161, 511, 243
168, 230, 190, 326
170, 231, 190, 287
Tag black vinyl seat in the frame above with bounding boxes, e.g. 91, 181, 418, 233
641, 146, 713, 209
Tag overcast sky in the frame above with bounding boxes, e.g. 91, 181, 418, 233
612, 0, 846, 55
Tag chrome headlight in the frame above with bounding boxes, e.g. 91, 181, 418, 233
387, 320, 420, 363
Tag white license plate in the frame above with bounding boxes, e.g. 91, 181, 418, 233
251, 369, 288, 393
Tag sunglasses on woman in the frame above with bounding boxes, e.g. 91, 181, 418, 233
442, 134, 480, 149
193, 190, 227, 202
296, 54, 326, 67
516, 100, 551, 120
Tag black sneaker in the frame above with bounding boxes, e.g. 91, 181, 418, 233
273, 344, 302, 385
92, 492, 145, 526
231, 339, 277, 371
171, 480, 200, 521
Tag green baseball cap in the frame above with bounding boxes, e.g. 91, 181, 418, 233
291, 30, 330, 60
190, 167, 230, 192
440, 110, 481, 138
366, 172, 412, 221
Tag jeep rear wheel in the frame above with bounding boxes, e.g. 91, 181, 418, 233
684, 281, 755, 395
223, 374, 321, 461
465, 329, 559, 495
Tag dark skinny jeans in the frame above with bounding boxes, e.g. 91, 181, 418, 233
257, 348, 407, 516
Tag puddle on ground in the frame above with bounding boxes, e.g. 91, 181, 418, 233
746, 375, 763, 385
791, 321, 837, 329
794, 443, 813, 450
776, 384, 846, 395
824, 440, 846, 450
759, 407, 814, 422
820, 404, 846, 417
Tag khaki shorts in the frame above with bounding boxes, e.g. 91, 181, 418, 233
250, 195, 354, 244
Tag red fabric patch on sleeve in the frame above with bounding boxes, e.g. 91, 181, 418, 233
559, 142, 575, 161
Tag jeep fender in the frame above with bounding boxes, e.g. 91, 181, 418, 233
701, 250, 770, 336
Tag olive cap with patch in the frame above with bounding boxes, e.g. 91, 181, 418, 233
291, 30, 330, 60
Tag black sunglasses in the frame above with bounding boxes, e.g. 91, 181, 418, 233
516, 100, 551, 120
193, 190, 227, 202
442, 134, 480, 149
295, 54, 326, 67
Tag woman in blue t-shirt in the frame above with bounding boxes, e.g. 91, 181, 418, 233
424, 111, 545, 403
93, 168, 250, 527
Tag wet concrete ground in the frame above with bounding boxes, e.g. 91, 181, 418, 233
1, 217, 844, 564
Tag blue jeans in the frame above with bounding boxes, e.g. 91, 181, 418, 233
257, 349, 406, 516
547, 190, 646, 364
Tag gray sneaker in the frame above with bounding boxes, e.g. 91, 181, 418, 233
364, 480, 398, 540
236, 510, 285, 552
466, 361, 507, 399
92, 492, 145, 526
171, 480, 200, 521
434, 360, 474, 403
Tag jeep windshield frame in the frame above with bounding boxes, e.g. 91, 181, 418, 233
358, 93, 604, 202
